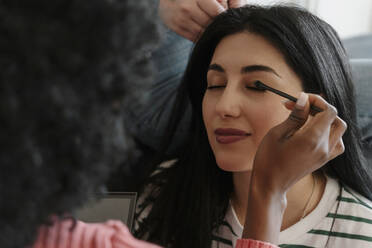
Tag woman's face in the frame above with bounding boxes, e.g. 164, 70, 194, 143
202, 32, 303, 172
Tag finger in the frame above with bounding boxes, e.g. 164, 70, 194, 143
181, 20, 203, 36
170, 13, 204, 42
165, 21, 194, 41
329, 139, 345, 161
45, 219, 60, 248
179, 20, 204, 41
174, 27, 199, 42
60, 219, 73, 248
283, 96, 323, 117
197, 0, 226, 18
228, 0, 248, 8
178, 0, 211, 27
276, 92, 311, 139
191, 4, 213, 27
283, 99, 314, 130
217, 0, 228, 9
33, 226, 47, 248
304, 94, 338, 133
283, 100, 296, 111
329, 116, 347, 152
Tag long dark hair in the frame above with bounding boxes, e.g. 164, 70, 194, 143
135, 5, 372, 248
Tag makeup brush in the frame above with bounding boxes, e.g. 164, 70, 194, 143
254, 80, 323, 115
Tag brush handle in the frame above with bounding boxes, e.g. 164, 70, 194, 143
309, 104, 323, 116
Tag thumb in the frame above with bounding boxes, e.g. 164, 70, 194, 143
197, 0, 226, 17
276, 92, 311, 139
228, 0, 248, 8
217, 0, 228, 9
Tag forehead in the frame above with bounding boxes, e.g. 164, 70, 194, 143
210, 32, 294, 77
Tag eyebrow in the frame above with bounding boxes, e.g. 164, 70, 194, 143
208, 63, 281, 78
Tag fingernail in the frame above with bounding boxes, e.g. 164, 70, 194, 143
295, 92, 308, 109
281, 99, 291, 106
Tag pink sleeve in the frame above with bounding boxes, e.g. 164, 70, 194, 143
236, 239, 279, 248
33, 219, 161, 248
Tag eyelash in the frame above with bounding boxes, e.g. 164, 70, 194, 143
206, 85, 266, 92
206, 85, 224, 90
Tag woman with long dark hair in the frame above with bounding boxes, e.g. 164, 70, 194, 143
135, 5, 372, 248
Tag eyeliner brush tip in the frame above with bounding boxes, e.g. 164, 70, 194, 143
254, 80, 266, 90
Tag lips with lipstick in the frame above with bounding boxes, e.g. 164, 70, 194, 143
214, 128, 251, 144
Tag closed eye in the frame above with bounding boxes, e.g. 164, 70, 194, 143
245, 86, 266, 92
206, 85, 225, 90
206, 85, 266, 91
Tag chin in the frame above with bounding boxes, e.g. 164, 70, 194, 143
215, 154, 253, 172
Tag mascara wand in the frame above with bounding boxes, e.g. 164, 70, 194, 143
254, 80, 323, 115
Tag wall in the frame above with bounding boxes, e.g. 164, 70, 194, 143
244, 0, 372, 38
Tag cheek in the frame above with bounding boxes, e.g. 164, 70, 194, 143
246, 101, 290, 142
202, 94, 220, 153
202, 94, 215, 130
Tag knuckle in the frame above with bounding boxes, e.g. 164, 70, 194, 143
317, 145, 329, 161
338, 142, 345, 154
340, 142, 345, 154
193, 26, 202, 34
302, 136, 319, 151
310, 93, 325, 101
201, 18, 210, 26
289, 113, 306, 123
340, 118, 348, 131
179, 3, 192, 14
327, 105, 338, 117
174, 15, 184, 25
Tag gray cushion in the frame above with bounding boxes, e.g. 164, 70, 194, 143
344, 35, 372, 59
350, 59, 372, 160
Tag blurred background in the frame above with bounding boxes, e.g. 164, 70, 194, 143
249, 0, 372, 58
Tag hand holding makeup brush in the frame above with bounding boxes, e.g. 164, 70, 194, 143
252, 92, 346, 191
242, 92, 347, 244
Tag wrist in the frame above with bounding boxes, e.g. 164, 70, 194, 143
249, 178, 287, 216
241, 177, 287, 244
250, 168, 288, 197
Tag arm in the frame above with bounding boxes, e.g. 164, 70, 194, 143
241, 179, 286, 244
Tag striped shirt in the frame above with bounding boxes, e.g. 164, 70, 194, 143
213, 176, 372, 248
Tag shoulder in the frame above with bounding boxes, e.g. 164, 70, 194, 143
324, 175, 372, 214
339, 185, 372, 217
286, 178, 372, 247
323, 184, 372, 246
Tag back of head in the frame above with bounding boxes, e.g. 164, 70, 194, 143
0, 0, 160, 247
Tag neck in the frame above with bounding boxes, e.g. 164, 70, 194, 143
231, 171, 326, 231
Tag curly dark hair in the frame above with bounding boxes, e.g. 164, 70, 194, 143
0, 0, 160, 247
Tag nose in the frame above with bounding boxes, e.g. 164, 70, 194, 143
215, 86, 241, 119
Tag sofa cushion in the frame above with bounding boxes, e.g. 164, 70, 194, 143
350, 59, 372, 161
